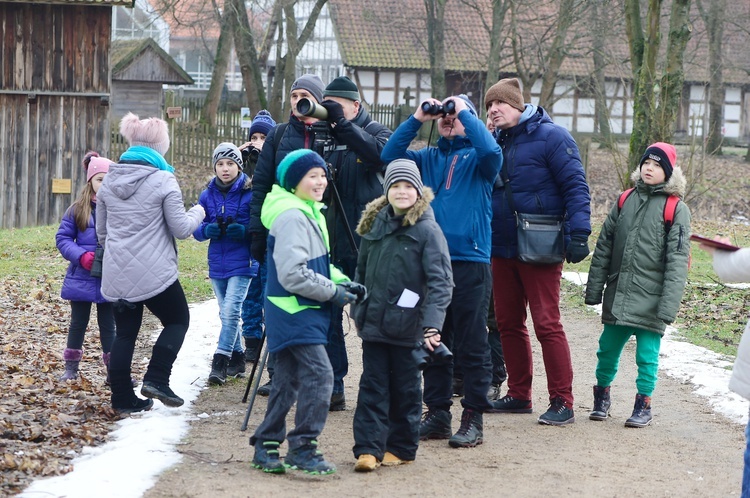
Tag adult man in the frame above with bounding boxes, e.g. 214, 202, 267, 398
485, 77, 591, 426
381, 94, 502, 448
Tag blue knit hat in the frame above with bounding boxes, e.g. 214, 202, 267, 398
276, 149, 328, 191
457, 94, 478, 117
249, 110, 276, 138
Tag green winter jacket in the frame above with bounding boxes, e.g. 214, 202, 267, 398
585, 167, 691, 335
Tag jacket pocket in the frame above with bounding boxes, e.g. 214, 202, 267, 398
381, 305, 420, 340
631, 273, 663, 297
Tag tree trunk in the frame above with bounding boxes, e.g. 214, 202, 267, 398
485, 0, 510, 98
229, 0, 266, 113
258, 0, 283, 66
538, 0, 576, 108
282, 0, 299, 117
425, 0, 447, 99
202, 0, 234, 126
592, 0, 613, 148
703, 0, 725, 155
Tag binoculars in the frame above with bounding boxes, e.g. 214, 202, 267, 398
421, 99, 456, 116
241, 146, 260, 166
216, 215, 234, 237
412, 340, 453, 370
296, 98, 328, 120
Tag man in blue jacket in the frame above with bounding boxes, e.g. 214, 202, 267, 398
485, 78, 591, 426
381, 94, 502, 448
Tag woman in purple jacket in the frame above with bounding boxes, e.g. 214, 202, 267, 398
55, 152, 114, 382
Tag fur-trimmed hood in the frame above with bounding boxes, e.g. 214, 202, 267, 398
356, 187, 435, 236
630, 165, 686, 198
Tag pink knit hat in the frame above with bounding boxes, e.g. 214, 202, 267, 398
119, 112, 170, 156
87, 156, 111, 182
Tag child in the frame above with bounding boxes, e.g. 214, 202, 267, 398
55, 152, 115, 382
194, 142, 258, 386
249, 149, 363, 475
585, 142, 691, 427
351, 159, 453, 472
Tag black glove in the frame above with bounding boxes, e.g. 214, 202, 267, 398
329, 284, 357, 308
584, 295, 602, 306
250, 233, 267, 263
204, 223, 222, 239
340, 281, 367, 303
320, 99, 345, 124
565, 234, 590, 263
225, 223, 246, 241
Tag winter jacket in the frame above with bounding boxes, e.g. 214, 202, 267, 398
381, 110, 502, 263
260, 185, 349, 353
96, 161, 204, 302
585, 167, 691, 335
56, 202, 106, 303
713, 248, 750, 401
193, 173, 258, 279
491, 105, 591, 258
352, 188, 453, 347
324, 106, 392, 276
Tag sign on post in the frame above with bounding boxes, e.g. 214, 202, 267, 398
166, 107, 182, 119
240, 107, 252, 129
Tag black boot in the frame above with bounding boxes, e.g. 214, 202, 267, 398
589, 385, 611, 421
625, 394, 652, 428
448, 409, 484, 448
226, 351, 246, 378
244, 337, 261, 363
208, 354, 229, 386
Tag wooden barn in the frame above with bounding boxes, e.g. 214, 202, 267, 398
0, 0, 134, 229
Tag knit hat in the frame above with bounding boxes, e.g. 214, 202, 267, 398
484, 78, 525, 112
456, 94, 478, 117
640, 142, 677, 181
87, 156, 111, 182
276, 149, 328, 191
249, 110, 276, 138
119, 112, 170, 156
290, 74, 325, 104
324, 76, 361, 101
212, 142, 244, 171
384, 159, 423, 197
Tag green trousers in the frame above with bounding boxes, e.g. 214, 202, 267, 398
595, 324, 662, 397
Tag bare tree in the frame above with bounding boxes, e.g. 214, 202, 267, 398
591, 0, 614, 148
202, 0, 234, 126
537, 0, 578, 108
698, 0, 726, 155
425, 0, 447, 100
229, 0, 267, 113
483, 0, 512, 97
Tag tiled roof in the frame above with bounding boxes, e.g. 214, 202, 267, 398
329, 0, 750, 85
3, 0, 134, 6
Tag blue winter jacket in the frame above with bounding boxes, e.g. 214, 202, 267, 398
491, 106, 591, 258
381, 110, 502, 263
193, 173, 259, 279
56, 203, 107, 303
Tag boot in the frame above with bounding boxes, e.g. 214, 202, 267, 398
208, 353, 229, 386
285, 440, 336, 475
589, 385, 611, 421
448, 408, 483, 448
244, 337, 261, 363
419, 408, 452, 440
59, 348, 82, 381
251, 440, 285, 474
226, 351, 246, 378
103, 352, 138, 388
625, 394, 652, 428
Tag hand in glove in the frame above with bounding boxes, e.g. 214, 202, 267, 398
250, 233, 267, 263
79, 252, 95, 271
204, 223, 222, 240
225, 223, 246, 241
329, 284, 357, 308
565, 234, 590, 263
340, 281, 367, 303
320, 99, 345, 124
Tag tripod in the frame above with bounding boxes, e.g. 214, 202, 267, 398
240, 331, 268, 432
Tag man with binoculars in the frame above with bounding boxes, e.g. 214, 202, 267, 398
248, 74, 391, 411
381, 94, 502, 449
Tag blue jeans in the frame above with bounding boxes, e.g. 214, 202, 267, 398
744, 415, 750, 497
251, 344, 333, 449
241, 261, 267, 340
211, 276, 251, 356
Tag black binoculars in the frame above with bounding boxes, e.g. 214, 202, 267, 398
216, 215, 234, 237
412, 341, 453, 370
421, 99, 456, 116
241, 146, 260, 166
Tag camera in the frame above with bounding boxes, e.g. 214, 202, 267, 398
421, 99, 456, 116
296, 98, 328, 120
411, 341, 453, 370
216, 215, 234, 237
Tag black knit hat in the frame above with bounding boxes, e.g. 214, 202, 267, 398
324, 76, 361, 101
384, 159, 423, 196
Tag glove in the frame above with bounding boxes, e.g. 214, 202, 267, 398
329, 284, 357, 308
340, 281, 367, 303
204, 223, 222, 239
250, 233, 267, 263
79, 252, 95, 271
225, 223, 246, 241
584, 295, 602, 306
320, 99, 345, 124
565, 235, 590, 263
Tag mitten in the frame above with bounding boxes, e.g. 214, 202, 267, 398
329, 284, 357, 308
80, 251, 95, 271
225, 223, 246, 241
250, 234, 267, 263
320, 100, 345, 124
340, 281, 367, 302
204, 223, 222, 239
565, 233, 590, 263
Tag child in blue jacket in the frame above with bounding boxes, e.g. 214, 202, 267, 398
194, 142, 258, 385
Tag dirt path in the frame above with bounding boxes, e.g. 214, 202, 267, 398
144, 305, 745, 498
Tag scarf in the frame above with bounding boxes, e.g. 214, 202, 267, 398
120, 146, 175, 174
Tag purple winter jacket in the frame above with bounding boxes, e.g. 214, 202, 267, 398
55, 202, 106, 303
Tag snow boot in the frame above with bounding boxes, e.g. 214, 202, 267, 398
226, 351, 247, 378
244, 337, 261, 363
589, 385, 611, 421
625, 394, 652, 428
59, 348, 82, 381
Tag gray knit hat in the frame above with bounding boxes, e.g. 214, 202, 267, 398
384, 159, 423, 196
212, 142, 243, 171
290, 74, 325, 103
